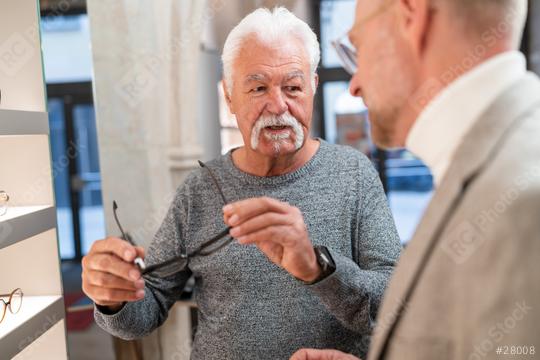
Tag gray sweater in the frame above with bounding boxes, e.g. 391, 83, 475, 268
94, 140, 401, 359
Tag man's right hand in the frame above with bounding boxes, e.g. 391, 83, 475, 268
82, 237, 146, 311
290, 349, 361, 360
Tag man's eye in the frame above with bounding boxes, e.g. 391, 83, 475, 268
286, 86, 301, 92
251, 86, 266, 93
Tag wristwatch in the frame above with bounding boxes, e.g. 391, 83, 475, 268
304, 245, 336, 285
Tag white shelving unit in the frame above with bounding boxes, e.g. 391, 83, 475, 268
0, 296, 64, 359
0, 110, 49, 136
0, 206, 56, 250
0, 0, 68, 358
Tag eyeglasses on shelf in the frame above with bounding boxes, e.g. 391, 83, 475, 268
0, 288, 23, 324
0, 191, 9, 216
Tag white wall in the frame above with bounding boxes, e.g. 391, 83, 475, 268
197, 48, 222, 161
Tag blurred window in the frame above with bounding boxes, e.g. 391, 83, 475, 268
316, 0, 433, 243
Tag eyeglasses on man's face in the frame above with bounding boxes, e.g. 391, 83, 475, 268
113, 160, 233, 278
0, 288, 23, 324
332, 0, 396, 76
332, 35, 358, 76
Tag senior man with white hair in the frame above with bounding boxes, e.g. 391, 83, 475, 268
82, 7, 401, 359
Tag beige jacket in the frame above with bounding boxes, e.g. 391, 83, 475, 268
368, 73, 540, 360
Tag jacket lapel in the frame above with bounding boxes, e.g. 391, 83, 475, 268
369, 73, 540, 360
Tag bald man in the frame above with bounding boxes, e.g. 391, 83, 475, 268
292, 0, 540, 359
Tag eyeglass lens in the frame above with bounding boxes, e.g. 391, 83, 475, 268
332, 36, 357, 75
0, 288, 23, 324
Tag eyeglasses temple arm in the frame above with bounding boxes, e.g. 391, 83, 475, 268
196, 227, 231, 251
141, 254, 187, 275
198, 236, 234, 257
0, 290, 21, 298
198, 161, 228, 205
112, 201, 146, 270
113, 201, 137, 247
113, 201, 128, 238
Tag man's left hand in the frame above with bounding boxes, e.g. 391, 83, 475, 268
223, 197, 321, 282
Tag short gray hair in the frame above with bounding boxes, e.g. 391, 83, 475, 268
221, 7, 320, 95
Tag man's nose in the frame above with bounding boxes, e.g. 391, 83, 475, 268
265, 87, 288, 115
349, 72, 362, 98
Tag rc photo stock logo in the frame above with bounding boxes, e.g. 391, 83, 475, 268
0, 32, 36, 77
115, 57, 160, 108
441, 220, 487, 265
408, 77, 445, 113
469, 300, 533, 360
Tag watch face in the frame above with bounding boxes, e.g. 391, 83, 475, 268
315, 246, 336, 274
319, 252, 330, 264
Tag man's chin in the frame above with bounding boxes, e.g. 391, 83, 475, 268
258, 140, 300, 157
372, 127, 409, 150
372, 135, 396, 150
370, 116, 406, 150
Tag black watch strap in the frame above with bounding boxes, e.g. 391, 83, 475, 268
304, 245, 336, 285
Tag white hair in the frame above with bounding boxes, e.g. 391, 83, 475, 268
222, 7, 321, 95
250, 111, 304, 152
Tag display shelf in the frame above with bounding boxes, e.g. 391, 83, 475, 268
0, 0, 68, 357
0, 0, 46, 112
0, 110, 49, 136
0, 206, 56, 250
0, 135, 55, 207
13, 320, 67, 360
0, 296, 64, 359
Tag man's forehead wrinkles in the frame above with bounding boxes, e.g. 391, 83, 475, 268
243, 68, 307, 82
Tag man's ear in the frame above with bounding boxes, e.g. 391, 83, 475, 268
221, 80, 235, 114
313, 74, 319, 94
397, 0, 431, 57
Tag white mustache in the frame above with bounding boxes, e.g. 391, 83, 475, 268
250, 112, 304, 151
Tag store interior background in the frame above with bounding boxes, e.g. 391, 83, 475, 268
34, 0, 540, 358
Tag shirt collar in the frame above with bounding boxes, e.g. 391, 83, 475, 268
406, 51, 527, 185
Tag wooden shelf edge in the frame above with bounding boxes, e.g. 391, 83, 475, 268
0, 296, 65, 359
0, 206, 56, 250
0, 109, 49, 136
